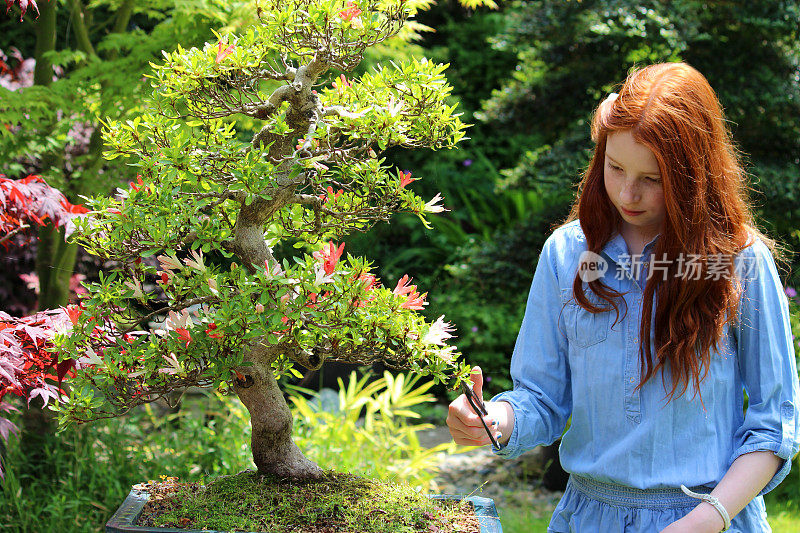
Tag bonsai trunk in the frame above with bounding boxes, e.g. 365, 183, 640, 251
233, 351, 323, 480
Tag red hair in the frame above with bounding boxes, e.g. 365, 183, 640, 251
564, 62, 774, 405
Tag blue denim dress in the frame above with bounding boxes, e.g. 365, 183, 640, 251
491, 220, 800, 532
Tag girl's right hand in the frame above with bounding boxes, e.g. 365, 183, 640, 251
446, 366, 515, 447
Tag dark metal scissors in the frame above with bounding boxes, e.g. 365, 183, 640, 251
461, 381, 500, 448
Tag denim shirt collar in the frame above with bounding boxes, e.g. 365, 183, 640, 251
601, 230, 660, 266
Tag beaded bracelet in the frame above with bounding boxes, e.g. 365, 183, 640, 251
680, 485, 731, 532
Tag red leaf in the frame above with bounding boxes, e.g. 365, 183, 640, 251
56, 358, 75, 388
6, 0, 41, 21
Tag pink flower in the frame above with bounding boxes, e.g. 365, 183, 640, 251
337, 3, 362, 23
215, 41, 235, 64
393, 274, 416, 296
359, 272, 378, 291
255, 303, 264, 313
313, 242, 345, 276
332, 74, 351, 94
400, 291, 428, 310
319, 186, 344, 204
394, 274, 427, 310
19, 272, 39, 293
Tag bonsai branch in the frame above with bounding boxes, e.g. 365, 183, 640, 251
121, 295, 219, 336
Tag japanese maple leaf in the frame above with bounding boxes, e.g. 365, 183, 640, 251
5, 0, 40, 21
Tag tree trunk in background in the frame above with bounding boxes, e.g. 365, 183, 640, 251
36, 223, 78, 311
19, 1, 62, 480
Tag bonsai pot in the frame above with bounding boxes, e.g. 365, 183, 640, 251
106, 487, 503, 532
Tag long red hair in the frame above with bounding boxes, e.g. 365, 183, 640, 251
564, 62, 774, 404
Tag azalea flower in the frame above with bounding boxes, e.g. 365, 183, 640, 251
175, 328, 191, 348
385, 96, 405, 117
400, 291, 428, 310
158, 352, 181, 375
332, 73, 351, 94
422, 316, 455, 345
157, 253, 182, 274
76, 346, 103, 369
205, 277, 219, 295
66, 305, 82, 326
166, 309, 192, 330
124, 278, 145, 299
262, 261, 283, 280
313, 241, 345, 276
215, 40, 235, 64
423, 193, 447, 213
314, 262, 335, 285
319, 186, 344, 204
184, 249, 206, 272
398, 170, 417, 189
359, 272, 378, 291
393, 274, 427, 310
393, 274, 416, 296
338, 2, 362, 22
205, 323, 223, 339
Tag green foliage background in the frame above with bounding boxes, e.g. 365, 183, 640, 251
348, 0, 800, 395
2, 0, 800, 526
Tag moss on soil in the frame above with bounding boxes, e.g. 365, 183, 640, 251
136, 470, 481, 532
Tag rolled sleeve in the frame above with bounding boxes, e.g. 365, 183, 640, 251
490, 234, 572, 460
731, 240, 800, 495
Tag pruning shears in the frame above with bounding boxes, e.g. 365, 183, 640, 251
461, 381, 500, 448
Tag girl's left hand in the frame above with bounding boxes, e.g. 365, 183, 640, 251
659, 512, 721, 533
659, 517, 695, 533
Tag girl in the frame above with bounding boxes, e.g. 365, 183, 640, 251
447, 62, 800, 532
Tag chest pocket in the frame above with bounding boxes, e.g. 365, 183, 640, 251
560, 287, 611, 348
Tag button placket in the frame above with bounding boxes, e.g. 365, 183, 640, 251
624, 288, 642, 423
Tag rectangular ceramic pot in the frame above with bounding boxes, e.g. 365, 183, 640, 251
106, 487, 503, 533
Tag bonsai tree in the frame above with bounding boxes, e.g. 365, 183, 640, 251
53, 0, 472, 481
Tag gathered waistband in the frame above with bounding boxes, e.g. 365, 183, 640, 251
568, 475, 712, 510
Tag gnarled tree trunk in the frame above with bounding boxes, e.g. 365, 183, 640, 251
232, 343, 323, 480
